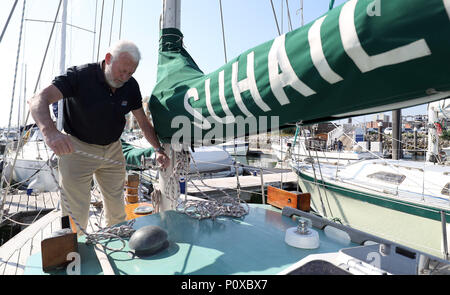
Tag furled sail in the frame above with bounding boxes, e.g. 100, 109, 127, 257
149, 0, 450, 145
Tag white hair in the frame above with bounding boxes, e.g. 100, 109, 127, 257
109, 40, 141, 63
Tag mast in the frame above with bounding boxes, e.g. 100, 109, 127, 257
56, 0, 68, 131
158, 0, 181, 212
161, 0, 180, 29
392, 110, 402, 160
427, 101, 440, 162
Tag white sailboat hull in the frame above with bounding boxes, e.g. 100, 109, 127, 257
293, 160, 450, 258
272, 140, 380, 164
216, 141, 249, 156
127, 138, 236, 180
3, 139, 59, 192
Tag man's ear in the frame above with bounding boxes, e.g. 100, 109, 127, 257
105, 53, 113, 65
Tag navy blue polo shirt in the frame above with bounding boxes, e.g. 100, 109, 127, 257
52, 61, 142, 145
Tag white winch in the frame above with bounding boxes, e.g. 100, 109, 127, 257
284, 218, 320, 249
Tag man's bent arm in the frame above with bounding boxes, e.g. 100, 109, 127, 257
132, 108, 170, 169
28, 85, 73, 155
28, 85, 63, 137
132, 108, 163, 150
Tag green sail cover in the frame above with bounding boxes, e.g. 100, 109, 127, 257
121, 140, 154, 170
149, 0, 450, 144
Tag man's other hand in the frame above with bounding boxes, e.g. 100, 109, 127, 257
156, 152, 170, 169
44, 130, 74, 156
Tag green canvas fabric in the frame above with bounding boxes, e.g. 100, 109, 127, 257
149, 0, 450, 144
121, 139, 154, 171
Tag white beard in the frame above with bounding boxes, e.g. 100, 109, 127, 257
105, 65, 124, 88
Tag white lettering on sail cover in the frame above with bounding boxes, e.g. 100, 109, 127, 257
205, 78, 234, 124
183, 0, 439, 126
184, 88, 211, 129
443, 0, 450, 20
232, 51, 271, 116
232, 60, 254, 117
308, 16, 343, 84
268, 34, 316, 106
339, 0, 431, 73
218, 70, 236, 122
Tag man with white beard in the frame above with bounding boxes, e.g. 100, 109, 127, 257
28, 40, 169, 233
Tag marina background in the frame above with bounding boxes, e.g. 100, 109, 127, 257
0, 0, 426, 130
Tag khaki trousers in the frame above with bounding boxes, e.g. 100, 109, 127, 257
58, 135, 127, 232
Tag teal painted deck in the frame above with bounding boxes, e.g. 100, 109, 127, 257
24, 204, 357, 275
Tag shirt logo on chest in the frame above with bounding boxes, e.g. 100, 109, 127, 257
121, 100, 128, 107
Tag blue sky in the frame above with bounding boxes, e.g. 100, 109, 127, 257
0, 0, 426, 128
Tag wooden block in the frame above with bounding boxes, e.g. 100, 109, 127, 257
41, 229, 78, 273
267, 186, 310, 212
297, 192, 311, 212
126, 174, 140, 203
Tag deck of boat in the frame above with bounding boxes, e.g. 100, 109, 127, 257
0, 170, 299, 275
2, 191, 60, 216
0, 191, 104, 275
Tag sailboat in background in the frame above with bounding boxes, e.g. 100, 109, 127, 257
271, 126, 382, 164
1, 0, 70, 194
292, 98, 450, 257
125, 137, 238, 180
2, 126, 59, 193
63, 0, 450, 275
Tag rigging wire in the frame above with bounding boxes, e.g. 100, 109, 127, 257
92, 0, 99, 62
108, 0, 116, 47
96, 0, 105, 62
0, 0, 19, 44
119, 0, 124, 40
24, 19, 95, 34
0, 0, 63, 223
218, 0, 228, 63
269, 0, 281, 36
285, 0, 293, 32
5, 0, 26, 142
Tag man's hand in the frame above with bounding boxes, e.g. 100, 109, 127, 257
156, 151, 170, 169
44, 130, 74, 156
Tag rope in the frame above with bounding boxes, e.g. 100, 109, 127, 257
46, 152, 136, 252
176, 149, 249, 220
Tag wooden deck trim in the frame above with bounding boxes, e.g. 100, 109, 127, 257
0, 209, 62, 275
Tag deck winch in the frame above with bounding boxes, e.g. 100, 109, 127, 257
128, 225, 169, 257
284, 218, 320, 249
